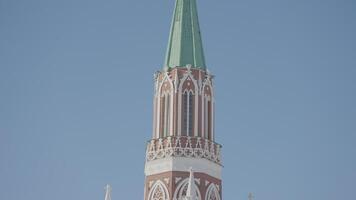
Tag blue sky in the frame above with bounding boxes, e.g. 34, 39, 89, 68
1, 0, 356, 199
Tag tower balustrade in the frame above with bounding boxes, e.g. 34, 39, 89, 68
146, 136, 222, 165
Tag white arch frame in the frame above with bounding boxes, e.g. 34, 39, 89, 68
201, 77, 214, 140
156, 72, 175, 138
161, 90, 171, 138
205, 184, 220, 200
173, 178, 201, 200
147, 180, 170, 200
178, 70, 199, 137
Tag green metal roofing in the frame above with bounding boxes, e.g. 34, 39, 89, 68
164, 0, 206, 69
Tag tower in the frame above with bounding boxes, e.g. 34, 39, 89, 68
144, 0, 222, 199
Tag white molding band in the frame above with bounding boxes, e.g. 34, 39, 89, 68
145, 157, 222, 179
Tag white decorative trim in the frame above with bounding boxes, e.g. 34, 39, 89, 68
146, 136, 222, 165
164, 178, 170, 185
145, 157, 222, 179
205, 180, 210, 186
156, 72, 174, 138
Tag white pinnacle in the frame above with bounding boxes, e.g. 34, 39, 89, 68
104, 184, 112, 200
248, 192, 254, 200
185, 167, 197, 200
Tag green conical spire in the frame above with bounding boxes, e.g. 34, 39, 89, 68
164, 0, 206, 69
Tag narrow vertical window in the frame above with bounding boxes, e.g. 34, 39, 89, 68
207, 99, 212, 140
182, 92, 188, 136
205, 96, 208, 139
204, 95, 212, 140
188, 93, 194, 136
160, 95, 166, 138
182, 91, 194, 137
163, 93, 170, 137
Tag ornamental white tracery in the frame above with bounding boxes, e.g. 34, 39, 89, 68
148, 180, 170, 200
177, 69, 199, 138
205, 184, 220, 200
173, 178, 201, 200
155, 72, 174, 139
146, 136, 222, 165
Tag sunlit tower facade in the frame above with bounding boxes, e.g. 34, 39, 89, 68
144, 0, 222, 199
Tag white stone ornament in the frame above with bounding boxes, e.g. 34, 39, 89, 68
146, 136, 222, 165
104, 184, 112, 200
164, 178, 170, 185
175, 177, 182, 184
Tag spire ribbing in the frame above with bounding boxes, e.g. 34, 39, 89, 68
164, 0, 206, 69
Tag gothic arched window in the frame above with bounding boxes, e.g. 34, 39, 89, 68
204, 95, 212, 140
160, 92, 171, 137
207, 97, 212, 140
182, 90, 194, 137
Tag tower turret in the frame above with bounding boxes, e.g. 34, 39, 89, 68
144, 1, 222, 199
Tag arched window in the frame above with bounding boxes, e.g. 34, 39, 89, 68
207, 98, 212, 140
160, 92, 171, 138
204, 95, 212, 140
182, 90, 194, 137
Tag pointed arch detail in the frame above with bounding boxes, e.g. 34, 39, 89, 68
148, 180, 170, 200
178, 69, 199, 137
155, 72, 175, 138
173, 178, 201, 200
205, 184, 220, 200
201, 77, 214, 140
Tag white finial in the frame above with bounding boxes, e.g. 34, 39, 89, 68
185, 167, 196, 200
248, 192, 254, 200
104, 184, 112, 200
186, 64, 192, 74
163, 66, 169, 72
